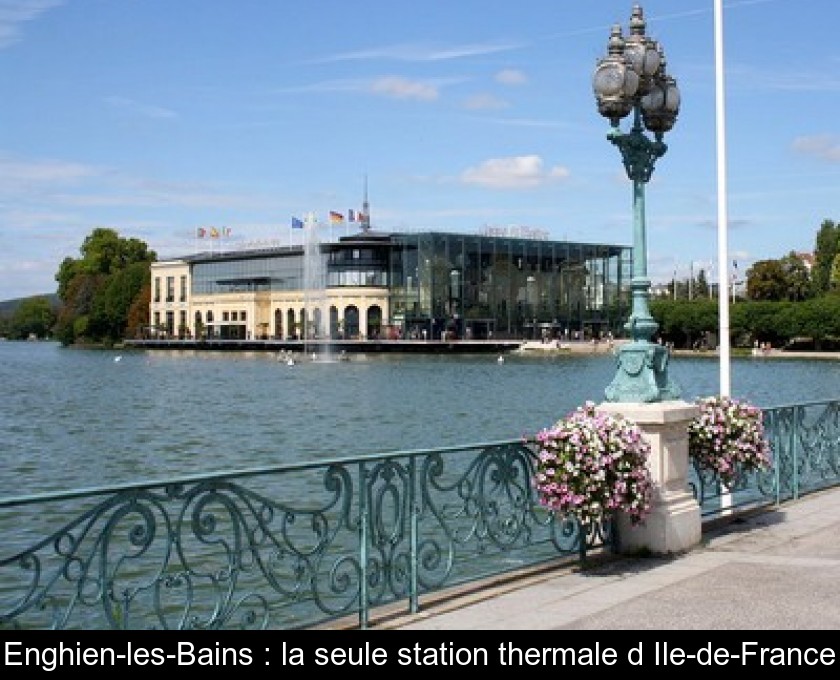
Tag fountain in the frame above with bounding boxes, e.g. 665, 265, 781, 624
302, 212, 332, 362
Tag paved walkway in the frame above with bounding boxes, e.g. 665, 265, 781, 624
377, 486, 840, 630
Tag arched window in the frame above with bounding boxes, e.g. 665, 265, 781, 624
367, 305, 382, 339
329, 306, 339, 339
274, 308, 283, 339
299, 308, 307, 339
344, 305, 360, 339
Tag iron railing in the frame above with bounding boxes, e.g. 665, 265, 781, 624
691, 399, 840, 517
0, 440, 607, 631
3, 398, 839, 630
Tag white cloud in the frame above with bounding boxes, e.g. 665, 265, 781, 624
0, 155, 98, 184
461, 93, 509, 110
460, 155, 570, 189
495, 69, 527, 86
312, 40, 521, 64
791, 135, 840, 163
0, 0, 63, 48
369, 76, 439, 101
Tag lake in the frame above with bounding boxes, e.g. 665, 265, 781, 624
2, 340, 839, 497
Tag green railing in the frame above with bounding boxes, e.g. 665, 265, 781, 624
0, 440, 609, 630
3, 398, 839, 630
691, 399, 840, 517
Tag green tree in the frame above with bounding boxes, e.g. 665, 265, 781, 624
830, 253, 840, 292
695, 268, 710, 300
746, 259, 788, 301
89, 261, 150, 344
54, 228, 156, 346
779, 251, 812, 301
8, 296, 57, 339
126, 280, 151, 339
811, 219, 839, 296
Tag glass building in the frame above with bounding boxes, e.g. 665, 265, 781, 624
149, 228, 631, 342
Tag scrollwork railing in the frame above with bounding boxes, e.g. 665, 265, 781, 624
1, 440, 602, 630
690, 399, 840, 517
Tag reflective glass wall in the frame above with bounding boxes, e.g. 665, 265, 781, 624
388, 233, 630, 340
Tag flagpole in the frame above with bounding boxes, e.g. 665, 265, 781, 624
714, 0, 731, 398
714, 0, 733, 517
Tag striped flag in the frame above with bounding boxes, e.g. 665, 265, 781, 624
348, 209, 356, 222
196, 227, 206, 238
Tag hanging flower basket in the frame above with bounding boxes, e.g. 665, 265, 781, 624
533, 401, 654, 527
687, 395, 773, 488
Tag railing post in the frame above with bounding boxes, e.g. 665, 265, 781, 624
597, 401, 702, 555
409, 454, 419, 614
358, 461, 369, 629
791, 405, 800, 500
578, 520, 588, 562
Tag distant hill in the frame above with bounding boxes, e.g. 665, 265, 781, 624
0, 293, 60, 316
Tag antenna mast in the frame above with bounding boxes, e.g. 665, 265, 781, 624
361, 174, 371, 232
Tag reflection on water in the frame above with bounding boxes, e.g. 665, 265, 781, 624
2, 341, 839, 496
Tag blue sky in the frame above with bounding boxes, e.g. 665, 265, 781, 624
1, 0, 839, 300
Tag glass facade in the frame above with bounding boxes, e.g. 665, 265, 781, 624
191, 248, 306, 295
386, 232, 630, 340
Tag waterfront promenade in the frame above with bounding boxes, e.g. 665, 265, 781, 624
374, 485, 840, 630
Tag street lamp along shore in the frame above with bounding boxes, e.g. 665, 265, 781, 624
593, 4, 682, 403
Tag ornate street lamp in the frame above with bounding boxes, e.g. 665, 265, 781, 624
593, 4, 681, 402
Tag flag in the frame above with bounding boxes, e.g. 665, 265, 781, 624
348, 209, 356, 222
329, 211, 344, 223
291, 217, 304, 229
210, 227, 220, 238
223, 227, 232, 237
196, 227, 206, 238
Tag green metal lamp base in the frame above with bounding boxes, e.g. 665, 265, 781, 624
605, 341, 681, 403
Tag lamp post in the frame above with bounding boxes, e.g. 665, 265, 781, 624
593, 4, 681, 403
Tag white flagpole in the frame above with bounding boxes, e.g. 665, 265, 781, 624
714, 0, 731, 398
714, 0, 733, 517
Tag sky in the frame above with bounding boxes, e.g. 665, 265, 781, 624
1, 0, 839, 300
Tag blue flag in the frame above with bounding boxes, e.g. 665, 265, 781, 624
291, 217, 304, 229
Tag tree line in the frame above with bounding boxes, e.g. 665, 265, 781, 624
0, 227, 155, 345
652, 219, 840, 350
2, 219, 840, 348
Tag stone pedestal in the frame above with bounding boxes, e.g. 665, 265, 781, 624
597, 400, 701, 556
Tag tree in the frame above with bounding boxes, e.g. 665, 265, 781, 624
89, 262, 150, 344
830, 253, 840, 293
811, 219, 839, 296
779, 251, 812, 301
126, 281, 151, 339
746, 259, 788, 301
695, 268, 710, 300
7, 296, 57, 340
53, 228, 156, 346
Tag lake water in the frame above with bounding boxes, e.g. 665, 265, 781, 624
2, 340, 839, 497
